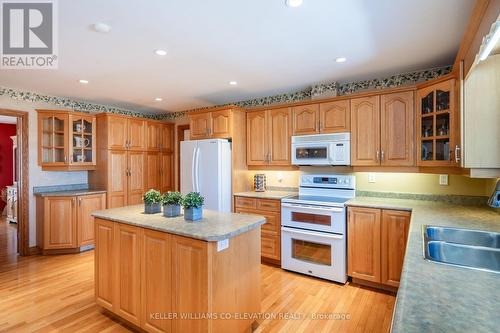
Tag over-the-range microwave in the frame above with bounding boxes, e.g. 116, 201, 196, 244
291, 133, 350, 166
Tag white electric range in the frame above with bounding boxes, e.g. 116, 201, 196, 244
281, 174, 355, 283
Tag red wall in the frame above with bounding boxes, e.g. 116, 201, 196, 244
0, 124, 16, 210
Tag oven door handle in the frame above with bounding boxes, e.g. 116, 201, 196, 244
282, 226, 344, 239
281, 203, 344, 213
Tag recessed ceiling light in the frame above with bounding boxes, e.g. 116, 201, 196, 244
155, 49, 167, 56
286, 0, 303, 7
154, 97, 163, 102
229, 81, 238, 86
79, 79, 89, 84
335, 57, 347, 63
91, 23, 111, 33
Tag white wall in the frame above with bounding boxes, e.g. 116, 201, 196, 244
0, 96, 87, 247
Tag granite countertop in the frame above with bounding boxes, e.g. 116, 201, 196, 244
234, 191, 297, 200
92, 205, 265, 242
347, 197, 500, 333
35, 189, 107, 197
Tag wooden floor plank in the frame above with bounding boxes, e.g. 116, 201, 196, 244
0, 217, 396, 332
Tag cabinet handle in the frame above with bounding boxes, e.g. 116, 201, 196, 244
78, 197, 82, 206
454, 145, 461, 163
381, 150, 385, 161
72, 198, 75, 207
319, 121, 323, 131
64, 155, 67, 163
376, 150, 380, 162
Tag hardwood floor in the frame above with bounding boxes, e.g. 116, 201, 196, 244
0, 220, 395, 332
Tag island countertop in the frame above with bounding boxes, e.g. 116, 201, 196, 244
91, 204, 265, 241
347, 197, 500, 333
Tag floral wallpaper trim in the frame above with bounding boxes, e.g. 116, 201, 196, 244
0, 65, 452, 121
175, 65, 452, 118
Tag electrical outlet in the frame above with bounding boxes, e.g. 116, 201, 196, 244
439, 174, 449, 186
368, 173, 376, 183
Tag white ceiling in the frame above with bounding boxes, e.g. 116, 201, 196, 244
0, 0, 474, 113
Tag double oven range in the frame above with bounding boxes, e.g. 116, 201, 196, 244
281, 174, 355, 283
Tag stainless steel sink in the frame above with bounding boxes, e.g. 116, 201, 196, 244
423, 226, 500, 273
425, 226, 500, 248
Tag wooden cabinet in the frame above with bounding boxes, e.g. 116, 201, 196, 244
146, 122, 162, 151
417, 79, 458, 166
247, 108, 291, 166
319, 100, 351, 133
114, 223, 142, 326
37, 110, 97, 171
94, 219, 260, 333
380, 91, 415, 166
160, 153, 174, 193
146, 152, 160, 190
351, 92, 415, 166
127, 151, 146, 205
90, 115, 174, 208
381, 210, 411, 287
95, 218, 115, 311
351, 96, 381, 166
347, 206, 410, 288
141, 229, 172, 333
234, 196, 281, 263
77, 193, 106, 247
292, 104, 319, 135
189, 109, 233, 140
36, 192, 106, 253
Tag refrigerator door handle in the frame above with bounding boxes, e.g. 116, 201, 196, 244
194, 147, 200, 192
191, 147, 197, 192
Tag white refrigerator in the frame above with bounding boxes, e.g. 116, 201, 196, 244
180, 139, 232, 212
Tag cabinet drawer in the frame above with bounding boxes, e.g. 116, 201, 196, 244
261, 231, 280, 261
256, 199, 281, 212
235, 197, 257, 209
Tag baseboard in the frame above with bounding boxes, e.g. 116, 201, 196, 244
28, 246, 41, 255
351, 277, 398, 294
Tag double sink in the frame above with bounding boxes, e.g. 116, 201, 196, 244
424, 226, 500, 273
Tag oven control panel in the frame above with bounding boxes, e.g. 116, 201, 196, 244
300, 174, 355, 189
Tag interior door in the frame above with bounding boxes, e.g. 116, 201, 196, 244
351, 96, 381, 166
269, 108, 292, 165
108, 150, 128, 208
380, 92, 415, 166
128, 151, 146, 205
180, 141, 197, 194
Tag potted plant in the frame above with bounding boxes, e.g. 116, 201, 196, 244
143, 189, 162, 214
161, 191, 183, 217
182, 192, 204, 221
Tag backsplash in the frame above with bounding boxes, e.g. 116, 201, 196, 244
33, 183, 88, 194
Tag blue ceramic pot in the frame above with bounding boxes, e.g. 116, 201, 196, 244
163, 204, 181, 217
184, 207, 203, 221
144, 203, 161, 214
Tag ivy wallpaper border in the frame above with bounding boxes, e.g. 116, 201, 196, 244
0, 65, 451, 121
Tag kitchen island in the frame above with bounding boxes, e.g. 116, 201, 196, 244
91, 205, 265, 333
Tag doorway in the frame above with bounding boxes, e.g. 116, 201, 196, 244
177, 124, 190, 191
0, 109, 29, 256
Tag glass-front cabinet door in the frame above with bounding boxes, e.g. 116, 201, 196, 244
37, 110, 97, 171
39, 112, 68, 166
69, 115, 95, 166
416, 79, 458, 166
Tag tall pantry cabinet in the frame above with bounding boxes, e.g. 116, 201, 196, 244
89, 114, 174, 208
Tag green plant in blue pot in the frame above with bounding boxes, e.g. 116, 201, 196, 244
162, 191, 182, 217
143, 189, 162, 214
182, 192, 204, 221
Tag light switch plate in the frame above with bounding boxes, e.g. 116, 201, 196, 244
217, 239, 229, 252
439, 174, 449, 186
368, 173, 376, 183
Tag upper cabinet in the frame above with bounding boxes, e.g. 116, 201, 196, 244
128, 119, 146, 151
37, 110, 97, 171
292, 101, 350, 135
351, 91, 415, 167
146, 121, 161, 151
98, 114, 146, 151
188, 108, 234, 140
416, 79, 458, 167
160, 123, 174, 153
247, 108, 291, 166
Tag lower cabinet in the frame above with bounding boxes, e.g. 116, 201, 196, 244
36, 192, 106, 253
234, 196, 281, 264
94, 219, 260, 333
347, 206, 410, 288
